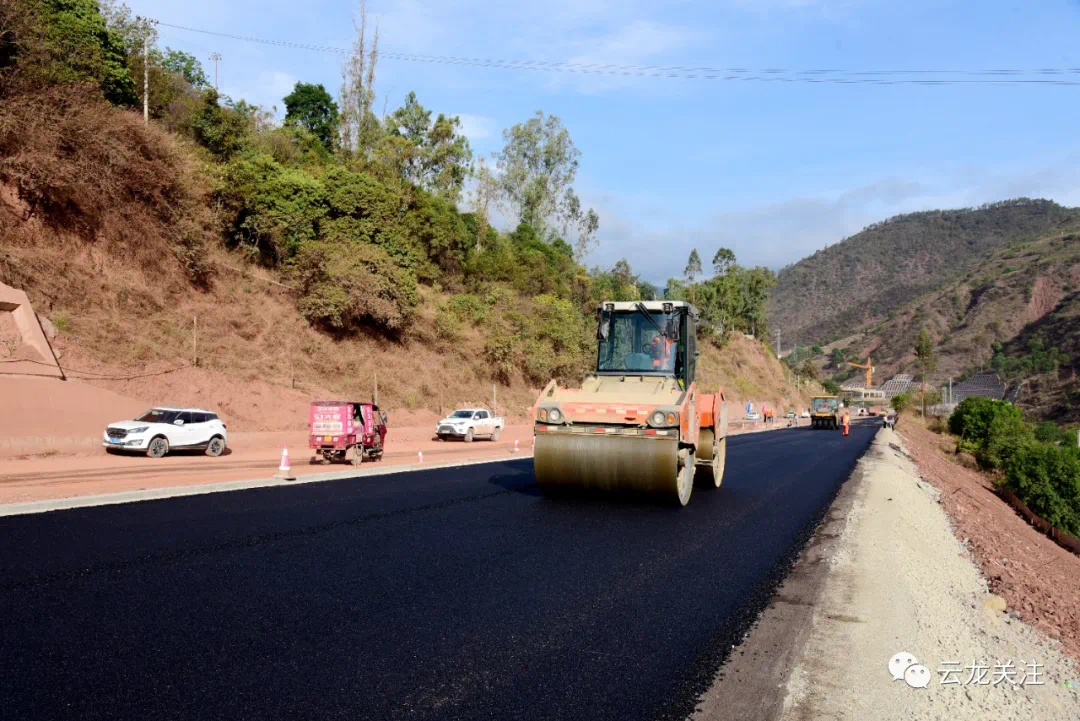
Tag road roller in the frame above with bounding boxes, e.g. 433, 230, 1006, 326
809, 395, 841, 429
532, 300, 728, 506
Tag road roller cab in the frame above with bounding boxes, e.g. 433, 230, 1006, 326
532, 301, 728, 506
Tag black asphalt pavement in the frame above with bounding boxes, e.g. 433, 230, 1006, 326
0, 422, 877, 721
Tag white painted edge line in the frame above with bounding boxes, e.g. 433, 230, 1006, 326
0, 453, 535, 518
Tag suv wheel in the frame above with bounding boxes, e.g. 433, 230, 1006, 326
205, 436, 225, 457
147, 436, 169, 458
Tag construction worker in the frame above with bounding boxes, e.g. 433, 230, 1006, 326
842, 408, 851, 436
647, 333, 674, 371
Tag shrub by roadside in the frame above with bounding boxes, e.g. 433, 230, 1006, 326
946, 396, 1080, 538
1004, 442, 1080, 537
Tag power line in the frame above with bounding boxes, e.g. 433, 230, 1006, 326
152, 20, 1080, 86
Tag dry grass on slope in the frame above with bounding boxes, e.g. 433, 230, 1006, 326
698, 335, 822, 414
0, 87, 213, 288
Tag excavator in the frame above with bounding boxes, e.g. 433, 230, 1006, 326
532, 301, 727, 507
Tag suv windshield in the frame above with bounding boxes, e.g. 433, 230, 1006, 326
812, 397, 839, 412
135, 409, 182, 424
598, 311, 682, 375
450, 410, 474, 418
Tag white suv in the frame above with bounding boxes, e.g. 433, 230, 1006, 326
104, 407, 228, 458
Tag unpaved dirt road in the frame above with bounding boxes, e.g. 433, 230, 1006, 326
0, 421, 777, 505
0, 424, 536, 504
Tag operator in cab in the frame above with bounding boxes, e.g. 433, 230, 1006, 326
647, 331, 675, 372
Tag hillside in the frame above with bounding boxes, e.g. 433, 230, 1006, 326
815, 224, 1080, 422
0, 0, 814, 433
769, 199, 1080, 344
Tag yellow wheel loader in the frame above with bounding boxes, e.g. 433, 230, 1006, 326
809, 395, 841, 429
532, 301, 728, 507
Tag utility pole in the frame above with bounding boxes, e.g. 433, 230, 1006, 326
136, 17, 156, 125
209, 52, 222, 90
775, 329, 782, 359
948, 376, 953, 405
143, 31, 149, 124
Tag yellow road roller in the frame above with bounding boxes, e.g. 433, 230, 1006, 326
532, 301, 727, 506
809, 395, 841, 429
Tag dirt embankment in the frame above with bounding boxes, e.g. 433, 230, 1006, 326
899, 420, 1080, 662
777, 428, 1080, 720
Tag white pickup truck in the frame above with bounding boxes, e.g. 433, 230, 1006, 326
435, 408, 504, 442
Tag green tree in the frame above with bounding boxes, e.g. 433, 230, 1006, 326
161, 48, 207, 89
384, 91, 472, 202
799, 359, 818, 380
638, 280, 659, 301
915, 328, 938, 417
283, 82, 339, 150
664, 278, 689, 302
891, 393, 909, 413
495, 110, 598, 258
37, 0, 137, 105
338, 0, 381, 158
684, 249, 702, 283
467, 156, 499, 252
739, 266, 776, 338
190, 88, 250, 159
712, 247, 736, 276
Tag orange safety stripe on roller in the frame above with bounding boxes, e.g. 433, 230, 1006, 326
697, 392, 716, 429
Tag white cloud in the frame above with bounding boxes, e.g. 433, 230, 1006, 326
545, 20, 709, 95
256, 70, 298, 110
584, 154, 1080, 284
454, 114, 496, 141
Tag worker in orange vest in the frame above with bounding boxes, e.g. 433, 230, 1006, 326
648, 333, 674, 371
842, 408, 850, 436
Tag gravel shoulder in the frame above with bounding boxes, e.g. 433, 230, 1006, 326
777, 427, 1080, 720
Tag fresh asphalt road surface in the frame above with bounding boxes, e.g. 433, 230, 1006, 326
0, 422, 877, 721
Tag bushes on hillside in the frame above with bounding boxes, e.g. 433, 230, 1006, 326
1003, 444, 1080, 537
293, 241, 417, 333
1034, 421, 1079, 448
949, 396, 1019, 444
0, 86, 212, 285
949, 397, 1030, 469
947, 398, 1080, 537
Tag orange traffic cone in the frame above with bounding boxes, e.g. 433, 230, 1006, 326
276, 446, 295, 480
513, 439, 520, 453
417, 449, 423, 464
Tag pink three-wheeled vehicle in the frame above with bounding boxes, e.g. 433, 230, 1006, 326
309, 401, 387, 465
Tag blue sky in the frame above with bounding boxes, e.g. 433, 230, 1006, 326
129, 0, 1080, 284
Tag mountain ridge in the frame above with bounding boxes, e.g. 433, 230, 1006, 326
769, 198, 1080, 345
